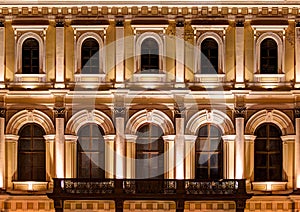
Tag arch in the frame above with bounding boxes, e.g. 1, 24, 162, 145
245, 109, 294, 135
66, 109, 114, 135
76, 32, 104, 74
186, 109, 235, 135
196, 32, 224, 74
16, 32, 44, 74
125, 109, 174, 135
6, 110, 54, 135
135, 32, 164, 73
255, 32, 283, 74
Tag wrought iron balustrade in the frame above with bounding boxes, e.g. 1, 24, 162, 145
48, 178, 251, 212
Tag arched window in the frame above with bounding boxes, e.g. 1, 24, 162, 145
81, 38, 100, 74
254, 123, 282, 181
141, 38, 159, 73
22, 38, 39, 74
136, 124, 164, 179
260, 38, 278, 74
77, 123, 105, 178
195, 124, 223, 179
18, 123, 46, 181
200, 38, 218, 74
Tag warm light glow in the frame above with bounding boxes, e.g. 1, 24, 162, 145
297, 176, 300, 188
27, 182, 33, 191
0, 175, 3, 188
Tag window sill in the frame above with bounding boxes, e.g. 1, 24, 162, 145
133, 72, 166, 82
15, 73, 46, 82
75, 73, 106, 82
252, 181, 287, 191
194, 74, 225, 83
13, 181, 49, 191
254, 74, 285, 82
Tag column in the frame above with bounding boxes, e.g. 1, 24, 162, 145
222, 135, 236, 179
184, 135, 197, 179
55, 21, 65, 88
175, 118, 185, 179
235, 21, 245, 88
104, 135, 115, 178
0, 109, 5, 190
295, 108, 300, 191
163, 135, 175, 179
54, 108, 65, 178
115, 19, 124, 87
115, 115, 125, 178
175, 19, 185, 88
125, 135, 137, 178
5, 134, 19, 189
112, 90, 128, 179
295, 23, 300, 88
281, 135, 295, 189
64, 135, 78, 178
235, 114, 245, 179
244, 135, 256, 190
0, 22, 5, 88
44, 135, 55, 187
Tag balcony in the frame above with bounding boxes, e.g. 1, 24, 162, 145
47, 178, 252, 212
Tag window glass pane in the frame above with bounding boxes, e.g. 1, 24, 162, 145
200, 38, 218, 74
136, 124, 164, 179
22, 38, 39, 74
81, 38, 100, 74
18, 123, 46, 181
141, 38, 159, 72
195, 124, 223, 179
260, 38, 278, 74
77, 124, 105, 179
254, 123, 282, 181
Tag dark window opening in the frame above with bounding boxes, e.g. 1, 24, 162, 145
254, 123, 282, 181
18, 123, 46, 181
141, 38, 159, 74
200, 38, 218, 74
22, 38, 39, 74
260, 38, 278, 74
81, 38, 100, 74
136, 124, 164, 179
195, 124, 223, 179
77, 124, 105, 179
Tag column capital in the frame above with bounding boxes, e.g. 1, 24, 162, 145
0, 108, 6, 118
281, 135, 295, 143
222, 134, 236, 142
114, 106, 126, 118
103, 134, 116, 142
162, 135, 176, 142
234, 106, 246, 118
125, 134, 137, 142
65, 135, 78, 143
244, 135, 256, 142
5, 134, 19, 142
44, 134, 55, 142
295, 107, 300, 118
54, 107, 65, 118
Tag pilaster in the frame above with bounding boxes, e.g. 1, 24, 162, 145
55, 21, 65, 88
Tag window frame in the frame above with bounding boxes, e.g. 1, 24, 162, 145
135, 32, 164, 74
77, 123, 106, 179
135, 123, 164, 179
255, 31, 284, 75
254, 123, 283, 182
195, 124, 223, 180
17, 123, 46, 182
16, 32, 45, 75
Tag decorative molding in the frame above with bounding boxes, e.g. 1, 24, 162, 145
186, 109, 235, 135
234, 106, 246, 118
66, 109, 115, 135
0, 108, 6, 118
54, 107, 65, 118
245, 109, 294, 135
114, 106, 126, 118
6, 109, 55, 135
125, 109, 174, 135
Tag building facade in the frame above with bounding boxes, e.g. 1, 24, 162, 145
1, 0, 300, 211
